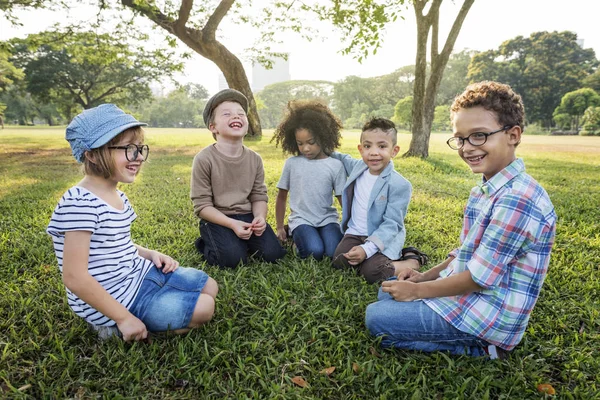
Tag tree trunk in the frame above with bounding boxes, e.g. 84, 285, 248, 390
405, 0, 475, 158
120, 0, 262, 137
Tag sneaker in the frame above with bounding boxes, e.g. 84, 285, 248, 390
485, 344, 508, 360
88, 323, 122, 340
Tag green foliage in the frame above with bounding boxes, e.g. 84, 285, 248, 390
9, 29, 183, 110
581, 106, 600, 136
468, 31, 598, 127
553, 88, 600, 131
256, 80, 334, 129
136, 87, 208, 128
524, 122, 550, 136
432, 105, 451, 132
0, 43, 24, 91
436, 50, 475, 106
582, 69, 600, 93
1, 128, 599, 397
393, 96, 412, 129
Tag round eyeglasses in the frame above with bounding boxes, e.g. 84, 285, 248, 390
446, 126, 513, 150
108, 144, 150, 161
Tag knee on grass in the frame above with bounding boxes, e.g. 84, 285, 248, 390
188, 294, 216, 328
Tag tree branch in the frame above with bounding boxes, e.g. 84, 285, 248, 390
203, 0, 235, 41
176, 0, 194, 31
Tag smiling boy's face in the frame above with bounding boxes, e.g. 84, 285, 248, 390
358, 128, 400, 175
451, 106, 521, 181
209, 101, 248, 140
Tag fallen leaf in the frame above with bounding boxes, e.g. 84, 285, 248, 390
174, 379, 189, 390
369, 346, 382, 358
17, 384, 31, 391
352, 362, 361, 373
291, 376, 308, 388
320, 366, 336, 376
537, 383, 556, 395
579, 321, 585, 334
290, 299, 297, 305
307, 338, 316, 345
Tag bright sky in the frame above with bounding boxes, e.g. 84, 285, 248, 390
2, 0, 599, 95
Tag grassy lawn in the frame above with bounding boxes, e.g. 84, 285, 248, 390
1, 127, 598, 398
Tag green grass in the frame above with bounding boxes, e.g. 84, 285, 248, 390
1, 127, 599, 399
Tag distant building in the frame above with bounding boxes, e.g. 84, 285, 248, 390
252, 55, 290, 92
218, 73, 228, 91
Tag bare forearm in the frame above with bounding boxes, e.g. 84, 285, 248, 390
275, 191, 287, 229
416, 270, 482, 299
252, 200, 268, 220
63, 273, 131, 324
199, 206, 234, 229
421, 257, 454, 281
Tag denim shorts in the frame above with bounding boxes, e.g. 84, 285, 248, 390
129, 265, 209, 332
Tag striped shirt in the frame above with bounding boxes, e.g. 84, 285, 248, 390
424, 159, 556, 350
47, 186, 153, 326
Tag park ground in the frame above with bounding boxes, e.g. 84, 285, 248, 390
0, 127, 599, 398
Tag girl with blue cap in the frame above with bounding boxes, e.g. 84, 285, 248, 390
47, 104, 218, 341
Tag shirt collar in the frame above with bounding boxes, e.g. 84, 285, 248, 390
476, 158, 525, 196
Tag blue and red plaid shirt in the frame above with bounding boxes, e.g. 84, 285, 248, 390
424, 159, 556, 350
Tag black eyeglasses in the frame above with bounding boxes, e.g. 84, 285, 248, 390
446, 126, 513, 150
108, 144, 149, 161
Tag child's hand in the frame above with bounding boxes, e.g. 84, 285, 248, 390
149, 250, 179, 273
276, 226, 287, 242
232, 219, 253, 240
250, 216, 266, 237
381, 280, 418, 302
344, 246, 367, 265
396, 267, 424, 282
117, 314, 148, 342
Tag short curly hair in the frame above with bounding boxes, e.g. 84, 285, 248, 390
361, 118, 398, 146
272, 100, 342, 156
451, 81, 525, 130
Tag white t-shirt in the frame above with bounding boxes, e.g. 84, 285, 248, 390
346, 169, 380, 258
47, 186, 153, 326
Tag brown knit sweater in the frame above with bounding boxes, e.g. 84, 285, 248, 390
190, 144, 268, 217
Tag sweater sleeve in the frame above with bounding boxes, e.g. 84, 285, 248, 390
190, 151, 214, 217
249, 152, 269, 203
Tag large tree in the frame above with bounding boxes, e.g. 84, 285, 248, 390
10, 29, 182, 111
115, 0, 305, 138
468, 31, 598, 127
320, 0, 475, 157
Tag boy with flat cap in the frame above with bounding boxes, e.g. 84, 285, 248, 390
191, 89, 286, 268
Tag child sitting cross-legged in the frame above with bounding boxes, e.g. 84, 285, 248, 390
365, 81, 557, 358
331, 118, 428, 284
47, 105, 217, 342
272, 100, 346, 260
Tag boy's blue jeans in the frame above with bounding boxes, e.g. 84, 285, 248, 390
198, 213, 286, 268
365, 287, 488, 357
292, 223, 343, 260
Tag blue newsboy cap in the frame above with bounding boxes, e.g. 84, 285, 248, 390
66, 104, 147, 162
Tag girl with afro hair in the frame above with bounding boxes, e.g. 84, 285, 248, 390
272, 100, 346, 260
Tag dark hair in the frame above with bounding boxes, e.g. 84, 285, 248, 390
272, 100, 343, 155
451, 81, 525, 130
360, 117, 398, 145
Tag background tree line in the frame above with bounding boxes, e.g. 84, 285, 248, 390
1, 23, 599, 136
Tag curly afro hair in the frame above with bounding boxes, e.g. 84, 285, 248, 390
451, 81, 525, 130
272, 100, 343, 156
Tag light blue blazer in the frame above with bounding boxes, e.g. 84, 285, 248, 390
331, 152, 412, 260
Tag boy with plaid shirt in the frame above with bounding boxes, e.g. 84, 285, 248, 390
365, 81, 556, 358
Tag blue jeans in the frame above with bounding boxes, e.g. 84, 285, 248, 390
198, 213, 286, 268
292, 223, 343, 260
365, 287, 489, 357
129, 265, 208, 332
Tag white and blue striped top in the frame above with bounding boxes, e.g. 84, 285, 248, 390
47, 186, 153, 326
